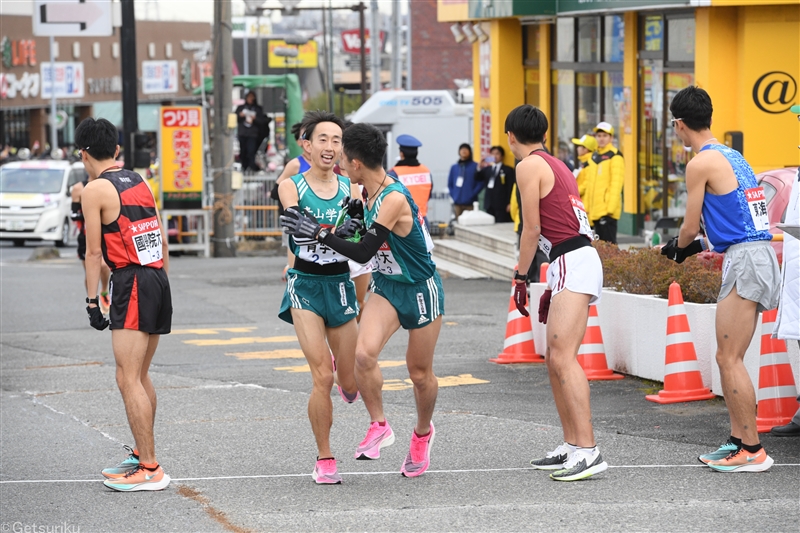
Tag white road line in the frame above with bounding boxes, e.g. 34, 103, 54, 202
2, 464, 799, 484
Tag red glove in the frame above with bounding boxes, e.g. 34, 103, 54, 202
538, 289, 552, 324
513, 281, 529, 317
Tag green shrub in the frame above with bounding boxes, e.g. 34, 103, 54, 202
593, 241, 721, 304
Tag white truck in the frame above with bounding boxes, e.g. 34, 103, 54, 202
350, 90, 473, 224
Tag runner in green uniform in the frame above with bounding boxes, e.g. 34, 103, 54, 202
281, 123, 444, 477
277, 111, 363, 485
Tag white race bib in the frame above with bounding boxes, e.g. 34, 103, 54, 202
569, 195, 592, 236
744, 187, 770, 231
372, 241, 404, 276
538, 234, 552, 257
133, 228, 163, 266
455, 176, 464, 188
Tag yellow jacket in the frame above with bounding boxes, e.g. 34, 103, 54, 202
575, 152, 596, 221
587, 144, 624, 221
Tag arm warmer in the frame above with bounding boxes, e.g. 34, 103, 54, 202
319, 222, 390, 264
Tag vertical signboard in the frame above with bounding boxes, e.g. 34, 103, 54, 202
160, 106, 203, 205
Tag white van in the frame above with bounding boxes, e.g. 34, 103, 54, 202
0, 160, 86, 247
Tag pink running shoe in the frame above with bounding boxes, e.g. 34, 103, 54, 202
338, 385, 360, 403
401, 422, 435, 477
355, 420, 395, 460
312, 457, 342, 484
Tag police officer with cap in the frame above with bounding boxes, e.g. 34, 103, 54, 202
388, 134, 433, 228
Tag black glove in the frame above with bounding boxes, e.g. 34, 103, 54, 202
513, 281, 530, 317
70, 202, 83, 222
661, 236, 704, 264
538, 289, 552, 324
335, 217, 363, 239
280, 207, 321, 240
87, 305, 109, 330
341, 196, 364, 220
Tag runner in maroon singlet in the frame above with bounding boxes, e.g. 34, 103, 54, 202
505, 105, 608, 482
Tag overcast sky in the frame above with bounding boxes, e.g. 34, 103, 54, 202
0, 0, 404, 22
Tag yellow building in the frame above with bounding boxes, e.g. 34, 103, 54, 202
438, 0, 800, 235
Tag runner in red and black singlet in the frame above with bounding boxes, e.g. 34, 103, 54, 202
506, 105, 607, 482
99, 168, 164, 271
77, 117, 172, 492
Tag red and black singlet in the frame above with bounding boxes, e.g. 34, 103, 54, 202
100, 169, 164, 271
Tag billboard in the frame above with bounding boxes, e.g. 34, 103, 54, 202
142, 60, 178, 95
267, 40, 318, 69
40, 61, 84, 98
340, 29, 385, 55
159, 106, 203, 202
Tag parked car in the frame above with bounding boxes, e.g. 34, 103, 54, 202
0, 160, 87, 247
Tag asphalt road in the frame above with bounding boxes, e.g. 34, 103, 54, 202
1, 242, 798, 533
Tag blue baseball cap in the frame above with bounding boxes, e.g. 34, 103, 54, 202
396, 134, 422, 148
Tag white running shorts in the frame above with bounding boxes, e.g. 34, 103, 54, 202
546, 245, 603, 304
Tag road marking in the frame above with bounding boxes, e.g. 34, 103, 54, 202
445, 321, 458, 326
26, 361, 103, 370
3, 463, 799, 484
184, 336, 297, 346
226, 349, 305, 360
275, 360, 407, 374
383, 373, 489, 391
172, 327, 259, 335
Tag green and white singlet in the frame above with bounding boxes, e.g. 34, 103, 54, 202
289, 173, 351, 265
365, 179, 436, 284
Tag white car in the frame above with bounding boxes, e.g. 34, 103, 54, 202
0, 160, 87, 247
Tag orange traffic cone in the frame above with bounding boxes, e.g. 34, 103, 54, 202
646, 282, 715, 404
539, 262, 549, 284
490, 283, 544, 364
756, 309, 800, 433
577, 305, 623, 380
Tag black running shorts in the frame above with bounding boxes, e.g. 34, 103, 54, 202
109, 265, 172, 334
77, 232, 86, 260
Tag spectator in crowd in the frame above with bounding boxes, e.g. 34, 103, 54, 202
388, 134, 433, 228
589, 122, 624, 244
235, 91, 269, 173
477, 145, 516, 223
571, 134, 598, 222
447, 143, 483, 219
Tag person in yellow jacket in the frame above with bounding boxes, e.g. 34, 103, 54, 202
570, 134, 598, 221
587, 122, 624, 243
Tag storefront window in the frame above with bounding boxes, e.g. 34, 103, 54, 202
556, 18, 575, 62
577, 72, 600, 137
525, 68, 540, 107
643, 16, 663, 52
578, 17, 601, 63
524, 25, 540, 64
603, 71, 624, 134
553, 70, 576, 171
667, 18, 695, 62
604, 16, 624, 63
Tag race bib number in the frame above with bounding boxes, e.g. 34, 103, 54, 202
295, 231, 348, 265
455, 176, 464, 188
133, 229, 163, 265
569, 195, 592, 236
745, 187, 770, 231
373, 241, 404, 276
538, 234, 553, 257
130, 219, 163, 266
418, 212, 434, 253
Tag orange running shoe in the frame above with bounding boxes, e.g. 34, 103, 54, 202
103, 464, 171, 491
707, 447, 774, 472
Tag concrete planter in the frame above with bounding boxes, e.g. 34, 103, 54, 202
528, 285, 800, 396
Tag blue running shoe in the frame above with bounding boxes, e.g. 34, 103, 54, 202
102, 445, 140, 479
699, 440, 739, 465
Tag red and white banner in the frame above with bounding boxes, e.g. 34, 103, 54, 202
340, 29, 385, 55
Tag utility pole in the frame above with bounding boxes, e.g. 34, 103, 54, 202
369, 0, 380, 94
212, 0, 236, 257
406, 0, 412, 90
358, 3, 367, 103
390, 0, 399, 89
120, 0, 137, 170
327, 0, 335, 112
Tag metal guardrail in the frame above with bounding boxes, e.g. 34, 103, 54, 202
203, 170, 283, 239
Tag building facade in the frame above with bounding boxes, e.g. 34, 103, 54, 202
0, 14, 211, 152
413, 0, 473, 91
438, 0, 800, 235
